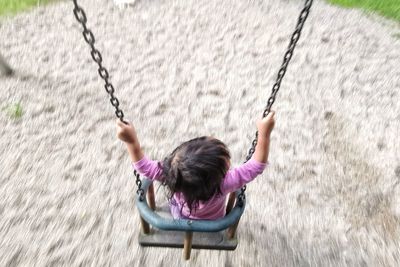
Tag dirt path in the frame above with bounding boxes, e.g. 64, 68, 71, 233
0, 0, 399, 266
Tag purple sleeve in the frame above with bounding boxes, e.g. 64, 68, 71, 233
132, 156, 164, 181
221, 159, 267, 194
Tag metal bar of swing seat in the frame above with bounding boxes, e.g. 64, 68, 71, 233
183, 231, 193, 260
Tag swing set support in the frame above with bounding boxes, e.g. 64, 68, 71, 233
0, 52, 13, 76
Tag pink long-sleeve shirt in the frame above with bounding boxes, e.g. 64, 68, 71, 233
133, 156, 267, 220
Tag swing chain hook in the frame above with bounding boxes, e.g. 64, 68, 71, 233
238, 0, 313, 205
72, 0, 144, 199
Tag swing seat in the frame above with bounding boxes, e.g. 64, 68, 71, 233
139, 229, 238, 250
136, 179, 245, 258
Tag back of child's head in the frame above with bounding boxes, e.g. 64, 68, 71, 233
162, 136, 230, 214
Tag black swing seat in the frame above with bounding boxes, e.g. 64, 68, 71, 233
139, 227, 239, 250
136, 178, 245, 251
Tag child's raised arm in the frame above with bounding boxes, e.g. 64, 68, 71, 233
254, 111, 275, 163
220, 111, 275, 194
116, 119, 144, 162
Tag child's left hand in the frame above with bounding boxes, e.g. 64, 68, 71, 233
116, 119, 139, 145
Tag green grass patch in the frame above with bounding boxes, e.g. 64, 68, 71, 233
0, 0, 56, 16
2, 102, 24, 119
328, 0, 400, 22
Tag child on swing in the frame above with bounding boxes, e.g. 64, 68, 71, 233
116, 111, 275, 220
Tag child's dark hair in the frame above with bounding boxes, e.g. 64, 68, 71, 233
162, 136, 231, 214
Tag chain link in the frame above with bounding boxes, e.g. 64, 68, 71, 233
237, 0, 313, 205
134, 169, 145, 200
71, 0, 144, 201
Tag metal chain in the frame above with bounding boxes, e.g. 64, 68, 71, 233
71, 0, 144, 201
237, 0, 313, 206
134, 169, 144, 201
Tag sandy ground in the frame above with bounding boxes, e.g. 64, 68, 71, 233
1, 0, 400, 266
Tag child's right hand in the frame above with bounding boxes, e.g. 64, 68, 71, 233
116, 119, 139, 144
256, 111, 275, 137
